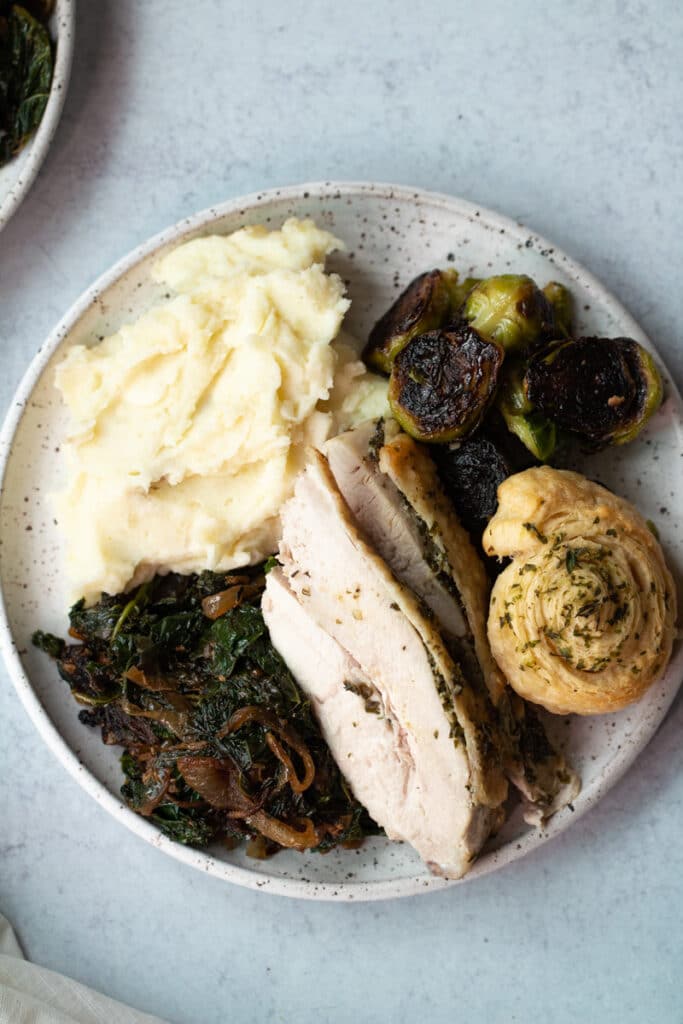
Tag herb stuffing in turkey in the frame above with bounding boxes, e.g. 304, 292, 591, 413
33, 566, 379, 857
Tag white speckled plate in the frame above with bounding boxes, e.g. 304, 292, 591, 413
1, 182, 682, 901
0, 0, 75, 232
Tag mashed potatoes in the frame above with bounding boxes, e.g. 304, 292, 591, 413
55, 218, 388, 602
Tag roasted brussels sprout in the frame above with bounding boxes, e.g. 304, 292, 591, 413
501, 407, 558, 463
448, 275, 483, 314
463, 274, 555, 353
388, 324, 503, 442
542, 282, 573, 338
363, 268, 461, 373
524, 336, 663, 446
497, 359, 557, 461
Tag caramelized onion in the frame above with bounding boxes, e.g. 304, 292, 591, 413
245, 834, 271, 859
201, 582, 262, 620
136, 767, 172, 817
125, 665, 171, 693
217, 704, 276, 735
218, 705, 316, 793
118, 698, 188, 737
246, 810, 320, 850
176, 756, 260, 814
265, 732, 315, 794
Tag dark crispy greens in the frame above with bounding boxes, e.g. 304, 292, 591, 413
433, 414, 538, 579
33, 568, 379, 855
434, 433, 511, 539
0, 3, 54, 167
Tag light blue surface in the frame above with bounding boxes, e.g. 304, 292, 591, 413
1, 2, 682, 1022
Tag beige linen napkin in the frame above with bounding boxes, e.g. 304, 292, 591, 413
0, 912, 168, 1024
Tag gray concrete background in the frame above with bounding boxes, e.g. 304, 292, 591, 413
1, 2, 682, 1022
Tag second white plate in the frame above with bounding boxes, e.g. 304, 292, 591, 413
0, 0, 75, 231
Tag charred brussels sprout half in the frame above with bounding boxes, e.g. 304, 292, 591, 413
388, 324, 503, 443
463, 274, 555, 353
448, 275, 482, 313
363, 268, 461, 373
500, 407, 558, 463
542, 282, 573, 338
524, 336, 663, 446
497, 359, 558, 462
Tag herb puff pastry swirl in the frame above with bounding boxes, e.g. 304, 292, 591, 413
484, 467, 677, 715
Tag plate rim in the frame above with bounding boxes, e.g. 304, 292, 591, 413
1, 179, 681, 901
0, 0, 76, 232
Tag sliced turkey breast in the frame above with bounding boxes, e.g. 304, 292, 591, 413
324, 419, 579, 823
324, 420, 470, 645
267, 452, 507, 877
263, 569, 492, 868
